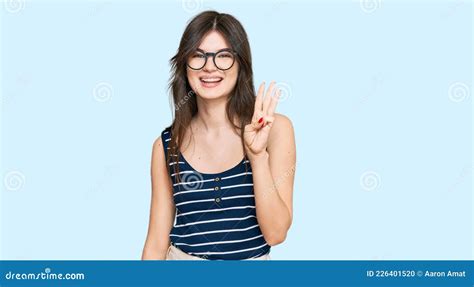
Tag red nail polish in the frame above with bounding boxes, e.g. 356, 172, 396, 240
258, 117, 263, 123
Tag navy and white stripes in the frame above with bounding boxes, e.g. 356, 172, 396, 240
161, 127, 271, 260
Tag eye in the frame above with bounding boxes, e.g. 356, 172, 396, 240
217, 52, 233, 58
192, 53, 205, 58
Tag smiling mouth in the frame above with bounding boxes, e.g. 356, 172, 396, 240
200, 77, 223, 88
200, 77, 223, 83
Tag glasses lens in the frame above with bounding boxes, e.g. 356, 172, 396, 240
188, 52, 206, 70
215, 50, 235, 70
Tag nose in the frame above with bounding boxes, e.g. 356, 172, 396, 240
202, 55, 218, 72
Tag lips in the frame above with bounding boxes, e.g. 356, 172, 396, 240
200, 76, 223, 88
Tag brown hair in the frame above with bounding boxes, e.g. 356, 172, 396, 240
167, 10, 255, 180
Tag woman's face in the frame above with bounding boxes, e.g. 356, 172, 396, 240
186, 31, 239, 101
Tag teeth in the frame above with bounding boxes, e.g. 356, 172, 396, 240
201, 78, 222, 83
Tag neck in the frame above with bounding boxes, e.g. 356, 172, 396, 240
194, 96, 235, 133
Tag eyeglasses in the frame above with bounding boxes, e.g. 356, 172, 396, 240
187, 48, 237, 71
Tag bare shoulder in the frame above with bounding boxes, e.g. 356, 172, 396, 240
273, 113, 293, 128
269, 113, 294, 141
151, 135, 173, 189
267, 113, 295, 153
153, 136, 163, 150
151, 136, 166, 164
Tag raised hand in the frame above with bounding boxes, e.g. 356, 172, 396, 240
244, 81, 280, 159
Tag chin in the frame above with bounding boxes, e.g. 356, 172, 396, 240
198, 89, 228, 100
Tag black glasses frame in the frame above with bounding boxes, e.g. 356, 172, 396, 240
187, 48, 237, 71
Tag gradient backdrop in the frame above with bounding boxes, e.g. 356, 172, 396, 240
1, 0, 472, 260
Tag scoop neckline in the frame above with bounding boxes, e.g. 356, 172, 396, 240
178, 152, 247, 177
164, 127, 248, 176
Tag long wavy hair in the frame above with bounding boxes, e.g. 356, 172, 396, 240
167, 11, 255, 179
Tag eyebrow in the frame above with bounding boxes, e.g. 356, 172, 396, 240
196, 48, 231, 53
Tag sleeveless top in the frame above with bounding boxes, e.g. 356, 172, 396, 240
161, 127, 271, 260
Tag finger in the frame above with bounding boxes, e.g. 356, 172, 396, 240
250, 116, 264, 130
252, 108, 264, 127
244, 121, 257, 133
262, 81, 275, 115
254, 82, 265, 120
258, 115, 275, 130
267, 88, 280, 117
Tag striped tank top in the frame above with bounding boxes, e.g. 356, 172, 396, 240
161, 127, 271, 260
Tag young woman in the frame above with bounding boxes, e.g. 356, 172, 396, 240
142, 10, 296, 260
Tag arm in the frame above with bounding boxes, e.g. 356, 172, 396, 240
249, 114, 296, 246
244, 82, 297, 246
141, 136, 175, 260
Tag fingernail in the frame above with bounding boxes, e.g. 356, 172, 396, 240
258, 117, 263, 123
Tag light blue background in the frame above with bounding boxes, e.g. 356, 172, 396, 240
1, 0, 472, 260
